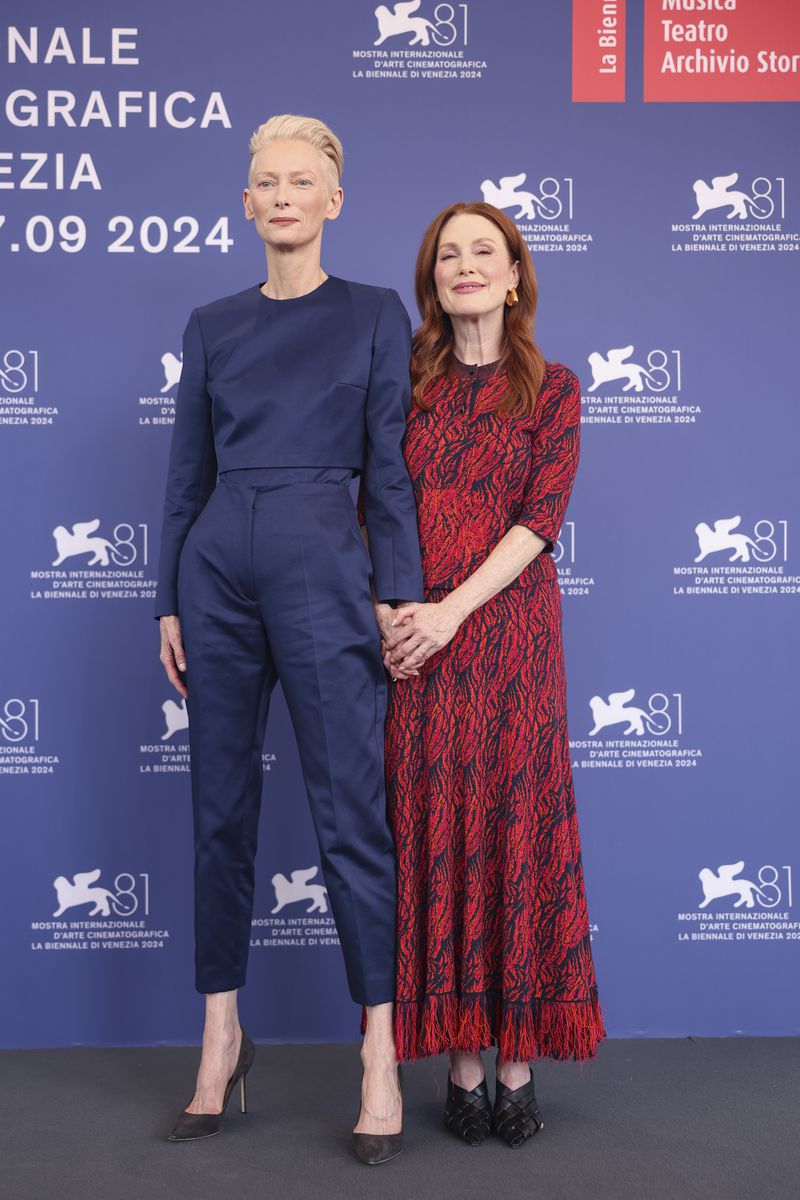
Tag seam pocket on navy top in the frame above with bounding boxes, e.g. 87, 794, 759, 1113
336, 380, 368, 392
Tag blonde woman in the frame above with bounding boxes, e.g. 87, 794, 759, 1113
155, 114, 423, 1162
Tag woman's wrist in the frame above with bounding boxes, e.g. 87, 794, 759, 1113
439, 590, 470, 627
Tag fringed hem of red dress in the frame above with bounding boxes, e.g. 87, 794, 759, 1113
361, 989, 605, 1063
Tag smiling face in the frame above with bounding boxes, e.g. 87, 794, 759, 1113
433, 211, 520, 317
243, 138, 342, 249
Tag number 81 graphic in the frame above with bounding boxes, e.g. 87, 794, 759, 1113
109, 874, 150, 916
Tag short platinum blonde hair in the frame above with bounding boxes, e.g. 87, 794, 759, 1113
247, 114, 343, 193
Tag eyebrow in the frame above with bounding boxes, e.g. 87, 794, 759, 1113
253, 169, 318, 180
438, 237, 498, 251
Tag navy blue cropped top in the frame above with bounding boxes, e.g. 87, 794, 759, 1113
154, 275, 424, 616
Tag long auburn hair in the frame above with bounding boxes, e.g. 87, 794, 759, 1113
411, 201, 545, 416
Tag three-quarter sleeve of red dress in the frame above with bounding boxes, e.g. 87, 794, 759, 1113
513, 365, 581, 553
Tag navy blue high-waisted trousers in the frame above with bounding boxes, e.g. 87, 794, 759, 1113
176, 467, 396, 1006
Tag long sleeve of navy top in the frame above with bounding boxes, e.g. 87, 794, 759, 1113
154, 275, 424, 618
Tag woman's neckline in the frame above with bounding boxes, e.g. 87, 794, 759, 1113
451, 354, 502, 381
256, 274, 334, 304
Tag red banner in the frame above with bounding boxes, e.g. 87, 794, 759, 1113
573, 0, 627, 102
644, 0, 800, 103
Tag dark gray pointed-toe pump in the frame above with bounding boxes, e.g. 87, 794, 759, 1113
352, 1063, 404, 1165
167, 1028, 255, 1142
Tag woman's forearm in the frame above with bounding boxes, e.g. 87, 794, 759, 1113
440, 524, 547, 624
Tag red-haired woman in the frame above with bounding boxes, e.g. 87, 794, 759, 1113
381, 202, 605, 1147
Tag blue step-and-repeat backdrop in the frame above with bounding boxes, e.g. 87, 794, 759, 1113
2, 1, 798, 1047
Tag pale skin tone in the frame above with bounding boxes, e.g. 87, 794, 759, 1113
383, 211, 547, 1091
159, 137, 401, 1136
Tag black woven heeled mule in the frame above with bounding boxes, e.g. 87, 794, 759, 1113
444, 1074, 493, 1146
167, 1028, 255, 1142
493, 1071, 544, 1147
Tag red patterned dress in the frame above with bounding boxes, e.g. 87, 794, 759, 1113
387, 356, 604, 1063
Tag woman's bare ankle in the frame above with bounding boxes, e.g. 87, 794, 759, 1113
449, 1051, 484, 1091
495, 1055, 531, 1089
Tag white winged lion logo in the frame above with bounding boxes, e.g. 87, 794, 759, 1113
698, 863, 770, 910
53, 869, 117, 917
692, 173, 758, 221
374, 1, 437, 46
271, 866, 329, 914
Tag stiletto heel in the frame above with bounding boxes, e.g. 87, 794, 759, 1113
444, 1073, 493, 1146
493, 1069, 543, 1147
352, 1062, 404, 1165
167, 1028, 255, 1142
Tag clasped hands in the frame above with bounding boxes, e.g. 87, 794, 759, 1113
374, 599, 462, 681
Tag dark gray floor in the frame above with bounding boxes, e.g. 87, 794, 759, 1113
2, 1038, 798, 1200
